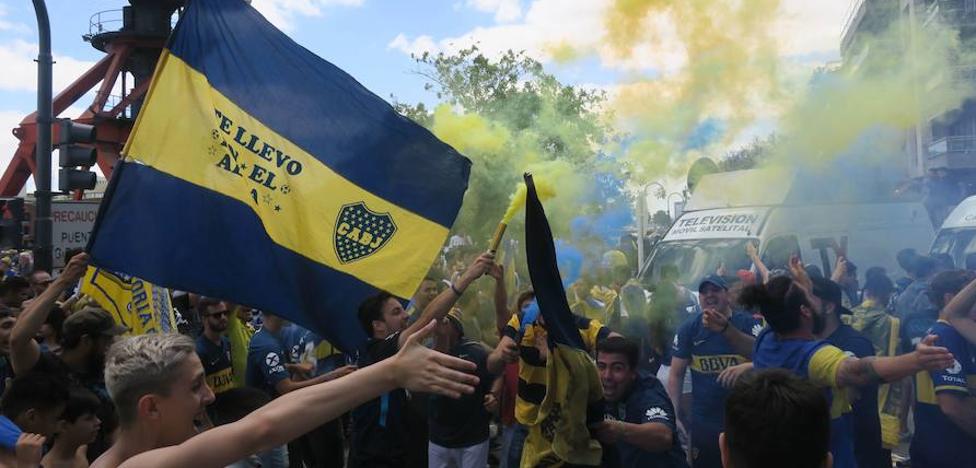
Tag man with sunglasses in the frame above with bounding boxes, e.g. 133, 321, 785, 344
195, 298, 235, 397
27, 270, 53, 299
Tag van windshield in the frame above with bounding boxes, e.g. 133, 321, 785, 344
645, 238, 755, 287
930, 228, 976, 269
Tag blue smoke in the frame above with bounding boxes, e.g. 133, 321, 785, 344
555, 239, 583, 287
684, 118, 725, 151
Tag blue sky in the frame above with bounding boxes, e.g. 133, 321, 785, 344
0, 0, 852, 196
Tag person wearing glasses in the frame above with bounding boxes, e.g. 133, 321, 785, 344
195, 298, 236, 398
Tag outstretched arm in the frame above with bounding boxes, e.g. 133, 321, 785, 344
399, 254, 495, 347
836, 335, 954, 387
10, 253, 89, 375
120, 321, 479, 468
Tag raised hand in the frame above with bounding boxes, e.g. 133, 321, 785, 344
915, 335, 955, 372
392, 321, 479, 398
718, 362, 753, 388
60, 252, 91, 284
15, 433, 44, 468
702, 308, 729, 334
788, 254, 812, 292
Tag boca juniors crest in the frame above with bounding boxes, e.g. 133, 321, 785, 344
334, 202, 397, 263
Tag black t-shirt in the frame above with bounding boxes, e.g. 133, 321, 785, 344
349, 332, 406, 468
33, 352, 117, 461
602, 376, 689, 468
427, 338, 493, 448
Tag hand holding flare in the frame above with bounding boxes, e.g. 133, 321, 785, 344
488, 173, 557, 255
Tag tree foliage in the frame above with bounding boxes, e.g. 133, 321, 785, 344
391, 47, 615, 240
393, 46, 611, 166
720, 135, 776, 171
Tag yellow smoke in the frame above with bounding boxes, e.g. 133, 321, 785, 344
431, 104, 510, 155
501, 176, 558, 224
429, 104, 588, 244
603, 0, 786, 181
773, 20, 976, 170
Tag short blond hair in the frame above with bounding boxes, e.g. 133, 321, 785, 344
105, 333, 196, 426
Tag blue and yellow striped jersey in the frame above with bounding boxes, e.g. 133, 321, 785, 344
502, 313, 609, 425
671, 311, 762, 432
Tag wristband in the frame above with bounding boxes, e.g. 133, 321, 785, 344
450, 283, 463, 296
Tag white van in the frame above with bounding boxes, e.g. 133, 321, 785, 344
930, 195, 976, 268
641, 168, 935, 287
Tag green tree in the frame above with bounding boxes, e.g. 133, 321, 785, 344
391, 46, 615, 241
720, 135, 776, 171
651, 210, 672, 227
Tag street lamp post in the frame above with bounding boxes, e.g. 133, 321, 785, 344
32, 0, 53, 272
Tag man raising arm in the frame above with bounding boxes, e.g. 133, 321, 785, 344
93, 321, 478, 468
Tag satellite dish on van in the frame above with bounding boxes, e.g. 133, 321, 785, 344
687, 158, 719, 194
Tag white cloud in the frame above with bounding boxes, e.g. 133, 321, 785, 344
250, 0, 364, 31
466, 0, 522, 23
0, 40, 97, 93
388, 33, 440, 57
388, 0, 607, 63
776, 0, 849, 58
0, 4, 30, 34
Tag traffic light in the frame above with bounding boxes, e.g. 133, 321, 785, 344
0, 198, 25, 249
57, 119, 97, 192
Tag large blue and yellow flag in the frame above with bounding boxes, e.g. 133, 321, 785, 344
87, 0, 470, 352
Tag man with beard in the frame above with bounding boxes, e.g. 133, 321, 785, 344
667, 275, 760, 468
195, 298, 236, 399
9, 253, 125, 460
811, 277, 887, 468
743, 257, 955, 468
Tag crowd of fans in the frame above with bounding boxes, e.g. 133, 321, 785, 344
0, 240, 968, 468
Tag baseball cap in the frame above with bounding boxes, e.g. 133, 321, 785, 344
811, 277, 852, 315
62, 307, 128, 343
698, 274, 729, 292
444, 309, 465, 337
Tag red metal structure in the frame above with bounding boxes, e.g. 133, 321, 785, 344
0, 0, 184, 197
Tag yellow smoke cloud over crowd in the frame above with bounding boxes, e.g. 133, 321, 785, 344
409, 0, 976, 259
604, 0, 786, 181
